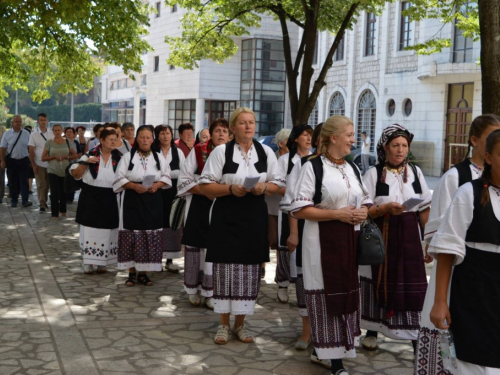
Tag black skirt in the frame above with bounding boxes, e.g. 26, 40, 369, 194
122, 188, 163, 231
76, 183, 119, 229
206, 193, 269, 265
161, 179, 177, 228
182, 194, 212, 248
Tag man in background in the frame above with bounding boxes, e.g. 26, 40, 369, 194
361, 131, 371, 175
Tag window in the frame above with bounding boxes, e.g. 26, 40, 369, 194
155, 2, 161, 17
141, 75, 147, 85
308, 102, 319, 126
154, 56, 159, 72
399, 2, 412, 50
334, 36, 345, 61
312, 34, 318, 65
110, 81, 115, 90
403, 98, 413, 116
357, 90, 376, 152
205, 100, 238, 125
387, 99, 396, 116
240, 38, 286, 136
167, 100, 196, 138
169, 65, 175, 70
117, 80, 122, 89
365, 13, 376, 56
329, 92, 345, 116
453, 1, 474, 63
171, 4, 177, 12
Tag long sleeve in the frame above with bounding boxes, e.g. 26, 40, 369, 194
177, 148, 200, 196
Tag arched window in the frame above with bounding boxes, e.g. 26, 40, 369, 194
357, 90, 376, 152
308, 102, 319, 126
329, 92, 345, 116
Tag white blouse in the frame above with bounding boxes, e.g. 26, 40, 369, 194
198, 142, 278, 185
362, 164, 432, 212
70, 154, 116, 188
271, 152, 304, 188
423, 163, 482, 244
428, 183, 500, 266
159, 147, 186, 180
177, 148, 200, 197
113, 151, 172, 193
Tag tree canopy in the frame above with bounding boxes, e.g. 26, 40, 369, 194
0, 0, 151, 103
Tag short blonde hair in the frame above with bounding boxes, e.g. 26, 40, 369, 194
320, 115, 353, 153
229, 107, 255, 128
275, 128, 292, 146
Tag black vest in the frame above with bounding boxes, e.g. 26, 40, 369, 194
222, 139, 268, 175
374, 162, 422, 197
169, 144, 180, 172
453, 158, 473, 187
465, 179, 500, 245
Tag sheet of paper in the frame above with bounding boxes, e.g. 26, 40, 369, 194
403, 197, 425, 211
142, 174, 156, 189
243, 176, 261, 190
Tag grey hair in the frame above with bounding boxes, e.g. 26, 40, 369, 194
275, 128, 292, 145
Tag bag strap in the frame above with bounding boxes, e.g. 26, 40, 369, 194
346, 159, 368, 196
8, 130, 23, 156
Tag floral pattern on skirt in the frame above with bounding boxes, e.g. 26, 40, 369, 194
80, 226, 118, 266
118, 229, 163, 271
183, 246, 213, 297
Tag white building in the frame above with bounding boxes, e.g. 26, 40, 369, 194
101, 1, 480, 176
309, 1, 480, 176
101, 1, 298, 139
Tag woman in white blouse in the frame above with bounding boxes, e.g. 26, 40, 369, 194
429, 129, 500, 375
360, 124, 432, 353
71, 128, 123, 274
290, 115, 370, 375
113, 125, 172, 287
415, 114, 500, 375
153, 125, 186, 272
198, 108, 279, 345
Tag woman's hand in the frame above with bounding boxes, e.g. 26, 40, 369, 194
134, 184, 148, 194
251, 182, 266, 196
287, 232, 298, 253
423, 243, 433, 263
147, 182, 164, 193
352, 206, 368, 224
334, 206, 356, 224
430, 301, 451, 330
87, 156, 99, 164
231, 184, 248, 197
383, 202, 406, 215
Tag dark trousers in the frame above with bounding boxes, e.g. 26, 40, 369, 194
48, 173, 66, 217
7, 157, 29, 204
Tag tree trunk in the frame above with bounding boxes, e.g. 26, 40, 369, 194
479, 0, 500, 115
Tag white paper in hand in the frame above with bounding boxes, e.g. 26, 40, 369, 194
402, 197, 425, 211
243, 176, 260, 190
142, 175, 156, 189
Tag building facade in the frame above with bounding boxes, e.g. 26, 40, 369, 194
308, 1, 480, 176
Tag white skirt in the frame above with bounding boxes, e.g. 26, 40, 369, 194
80, 225, 118, 266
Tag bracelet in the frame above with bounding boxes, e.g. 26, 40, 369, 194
229, 184, 234, 195
263, 183, 268, 194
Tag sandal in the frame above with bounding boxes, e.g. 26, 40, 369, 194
214, 325, 229, 345
125, 272, 136, 287
137, 273, 153, 286
233, 325, 253, 343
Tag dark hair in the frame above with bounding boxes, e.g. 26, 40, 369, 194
209, 118, 229, 136
122, 122, 135, 130
52, 124, 63, 130
480, 129, 500, 206
465, 114, 500, 161
178, 122, 194, 135
99, 128, 117, 141
24, 125, 33, 133
76, 125, 86, 133
312, 122, 324, 152
132, 125, 155, 151
107, 122, 122, 130
37, 113, 47, 119
93, 123, 104, 134
153, 125, 175, 150
361, 131, 367, 135
64, 127, 75, 135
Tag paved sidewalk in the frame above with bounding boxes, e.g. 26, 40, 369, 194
0, 199, 417, 375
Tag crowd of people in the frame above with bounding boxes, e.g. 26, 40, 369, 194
1, 109, 499, 375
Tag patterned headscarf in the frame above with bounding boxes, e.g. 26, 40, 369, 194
376, 124, 414, 163
376, 124, 414, 184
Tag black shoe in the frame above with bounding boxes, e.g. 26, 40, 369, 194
11, 202, 18, 208
39, 207, 46, 213
22, 201, 33, 208
0, 198, 2, 204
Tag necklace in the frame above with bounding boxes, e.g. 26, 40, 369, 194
471, 161, 483, 174
138, 150, 151, 170
237, 142, 253, 167
323, 151, 346, 166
